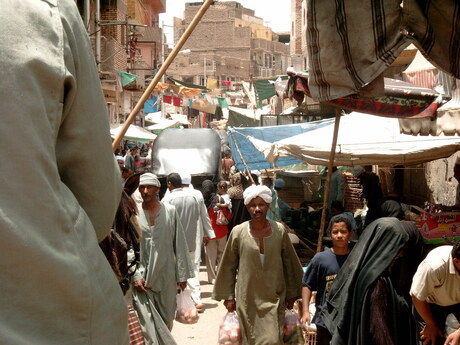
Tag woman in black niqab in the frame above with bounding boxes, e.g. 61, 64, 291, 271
321, 217, 424, 345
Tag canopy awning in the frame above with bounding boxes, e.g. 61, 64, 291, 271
110, 124, 156, 143
228, 118, 334, 171
253, 112, 460, 167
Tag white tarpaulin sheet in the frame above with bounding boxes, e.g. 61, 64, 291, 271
145, 119, 180, 131
110, 124, 157, 143
253, 112, 460, 166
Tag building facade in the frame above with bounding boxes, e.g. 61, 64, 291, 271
76, 0, 165, 124
168, 1, 290, 87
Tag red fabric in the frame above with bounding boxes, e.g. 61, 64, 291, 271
128, 305, 145, 345
221, 80, 231, 86
208, 206, 230, 239
326, 97, 440, 119
163, 95, 172, 104
173, 97, 181, 107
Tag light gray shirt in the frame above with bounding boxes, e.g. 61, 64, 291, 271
163, 188, 215, 251
0, 1, 127, 344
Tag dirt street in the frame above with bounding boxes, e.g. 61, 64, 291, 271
171, 264, 228, 345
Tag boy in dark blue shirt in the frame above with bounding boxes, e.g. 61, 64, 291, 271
301, 215, 353, 345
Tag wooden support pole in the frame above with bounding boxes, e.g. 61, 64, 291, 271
112, 0, 214, 151
317, 108, 342, 253
230, 133, 255, 185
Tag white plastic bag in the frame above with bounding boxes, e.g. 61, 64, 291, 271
175, 289, 199, 324
283, 309, 304, 344
218, 311, 241, 345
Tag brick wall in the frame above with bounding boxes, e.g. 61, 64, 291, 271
100, 4, 128, 76
169, 1, 290, 82
290, 0, 302, 56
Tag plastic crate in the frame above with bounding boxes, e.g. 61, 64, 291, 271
304, 331, 317, 345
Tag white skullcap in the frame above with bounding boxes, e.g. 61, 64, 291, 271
115, 155, 124, 161
243, 185, 273, 205
251, 170, 261, 176
180, 172, 192, 185
139, 173, 160, 187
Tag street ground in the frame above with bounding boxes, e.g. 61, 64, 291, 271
171, 265, 227, 345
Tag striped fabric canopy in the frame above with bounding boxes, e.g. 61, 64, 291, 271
306, 0, 460, 102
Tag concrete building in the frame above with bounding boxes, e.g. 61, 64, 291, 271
167, 1, 290, 87
290, 0, 305, 71
76, 0, 165, 124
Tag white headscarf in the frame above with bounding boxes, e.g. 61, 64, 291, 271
243, 185, 272, 205
139, 173, 160, 187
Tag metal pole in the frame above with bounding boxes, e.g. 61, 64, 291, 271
95, 0, 101, 70
204, 58, 207, 87
83, 0, 90, 29
317, 108, 342, 253
112, 0, 214, 150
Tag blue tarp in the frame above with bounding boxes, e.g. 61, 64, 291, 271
228, 119, 334, 171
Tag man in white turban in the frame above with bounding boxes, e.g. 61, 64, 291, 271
132, 173, 193, 344
243, 184, 273, 206
213, 183, 304, 345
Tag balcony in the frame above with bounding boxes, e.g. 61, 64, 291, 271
138, 26, 162, 43
251, 38, 270, 51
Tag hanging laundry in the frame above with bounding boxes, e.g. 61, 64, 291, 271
163, 95, 172, 104
206, 78, 217, 90
173, 97, 182, 107
217, 97, 229, 109
253, 80, 276, 108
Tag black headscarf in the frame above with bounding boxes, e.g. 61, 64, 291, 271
321, 217, 423, 345
201, 180, 216, 209
380, 199, 404, 219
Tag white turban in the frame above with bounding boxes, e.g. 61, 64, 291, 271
139, 173, 160, 187
243, 185, 273, 205
180, 172, 192, 185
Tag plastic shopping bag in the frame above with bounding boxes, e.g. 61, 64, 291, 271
216, 209, 229, 225
218, 311, 241, 345
283, 309, 305, 344
175, 288, 199, 324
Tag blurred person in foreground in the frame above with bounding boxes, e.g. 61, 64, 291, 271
0, 1, 128, 343
213, 185, 303, 345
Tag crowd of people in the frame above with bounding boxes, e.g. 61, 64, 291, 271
113, 149, 459, 345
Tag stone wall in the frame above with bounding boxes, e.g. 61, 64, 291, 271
401, 153, 459, 207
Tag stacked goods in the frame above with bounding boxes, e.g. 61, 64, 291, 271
218, 312, 241, 345
343, 173, 363, 212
